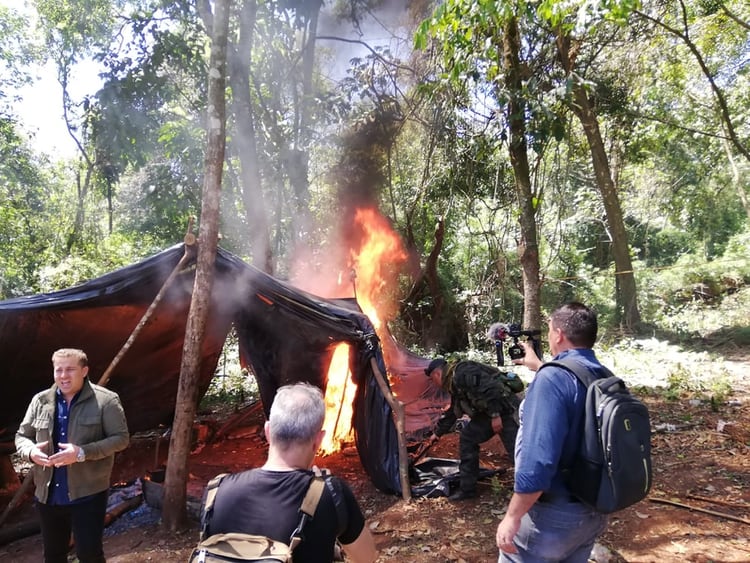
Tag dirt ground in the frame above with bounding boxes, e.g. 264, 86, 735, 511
1, 352, 748, 563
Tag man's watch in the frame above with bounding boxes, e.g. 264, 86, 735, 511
76, 447, 86, 463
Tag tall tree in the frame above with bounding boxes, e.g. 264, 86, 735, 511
634, 0, 750, 163
418, 1, 560, 332
554, 31, 641, 328
162, 0, 231, 530
223, 0, 273, 272
502, 13, 543, 331
33, 0, 126, 251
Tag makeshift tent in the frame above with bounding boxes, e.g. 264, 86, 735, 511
0, 244, 447, 496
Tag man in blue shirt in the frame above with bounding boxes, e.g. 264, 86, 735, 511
16, 348, 129, 563
496, 302, 609, 562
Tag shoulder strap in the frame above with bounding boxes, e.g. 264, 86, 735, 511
288, 469, 327, 551
300, 473, 325, 517
321, 470, 348, 537
543, 358, 613, 388
200, 472, 229, 540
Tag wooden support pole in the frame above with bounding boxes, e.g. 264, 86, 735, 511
98, 223, 197, 387
369, 357, 411, 501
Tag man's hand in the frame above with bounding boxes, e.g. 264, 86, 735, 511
30, 441, 52, 467
48, 443, 79, 468
491, 416, 503, 434
497, 491, 542, 555
512, 340, 542, 371
496, 514, 521, 554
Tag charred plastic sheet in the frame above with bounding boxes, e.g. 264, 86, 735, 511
0, 244, 402, 495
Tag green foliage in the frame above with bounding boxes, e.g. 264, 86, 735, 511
0, 6, 41, 104
200, 371, 258, 411
627, 223, 693, 267
633, 225, 750, 344
36, 233, 158, 292
664, 363, 733, 405
0, 0, 747, 372
200, 333, 259, 411
537, 0, 641, 29
0, 119, 61, 297
35, 0, 126, 55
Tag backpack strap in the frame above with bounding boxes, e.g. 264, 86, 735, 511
541, 358, 617, 480
200, 469, 330, 553
288, 469, 326, 551
321, 469, 348, 537
543, 358, 613, 388
199, 472, 229, 541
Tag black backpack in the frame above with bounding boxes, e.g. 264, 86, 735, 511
545, 358, 652, 514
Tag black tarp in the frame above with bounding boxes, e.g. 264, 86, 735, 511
0, 244, 405, 495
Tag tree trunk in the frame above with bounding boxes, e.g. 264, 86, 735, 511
66, 166, 93, 253
503, 16, 542, 331
286, 0, 322, 256
161, 0, 230, 531
556, 33, 641, 329
228, 0, 274, 274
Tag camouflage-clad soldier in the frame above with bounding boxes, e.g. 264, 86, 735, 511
426, 358, 524, 501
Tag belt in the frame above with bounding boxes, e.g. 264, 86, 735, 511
538, 492, 580, 503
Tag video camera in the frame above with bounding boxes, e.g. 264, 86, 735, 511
487, 322, 543, 366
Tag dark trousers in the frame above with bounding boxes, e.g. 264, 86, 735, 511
459, 407, 519, 493
37, 491, 108, 563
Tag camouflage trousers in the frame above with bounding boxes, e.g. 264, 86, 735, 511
458, 397, 520, 494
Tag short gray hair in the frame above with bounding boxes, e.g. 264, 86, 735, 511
268, 383, 325, 448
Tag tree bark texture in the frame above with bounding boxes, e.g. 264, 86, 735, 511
503, 16, 542, 331
162, 0, 230, 531
556, 33, 641, 329
227, 0, 274, 274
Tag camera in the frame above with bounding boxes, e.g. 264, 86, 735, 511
507, 323, 541, 360
488, 322, 542, 366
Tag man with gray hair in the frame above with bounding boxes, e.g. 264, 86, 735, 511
205, 382, 377, 563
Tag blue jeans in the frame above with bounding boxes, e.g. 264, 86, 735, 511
499, 498, 608, 563
36, 491, 108, 563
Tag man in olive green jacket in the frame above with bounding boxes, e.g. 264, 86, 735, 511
15, 348, 129, 563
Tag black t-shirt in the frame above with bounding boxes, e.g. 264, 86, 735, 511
207, 468, 366, 563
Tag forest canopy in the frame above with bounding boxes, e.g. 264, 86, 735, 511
1, 0, 748, 349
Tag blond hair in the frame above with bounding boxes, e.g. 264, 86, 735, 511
52, 348, 89, 367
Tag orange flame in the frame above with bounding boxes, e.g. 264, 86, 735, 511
320, 342, 356, 455
350, 207, 408, 329
320, 207, 408, 454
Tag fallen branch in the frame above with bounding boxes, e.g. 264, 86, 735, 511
686, 493, 750, 510
0, 517, 39, 546
211, 400, 263, 442
104, 496, 143, 527
652, 423, 698, 433
649, 497, 750, 525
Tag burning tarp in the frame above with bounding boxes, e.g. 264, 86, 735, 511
0, 243, 417, 495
